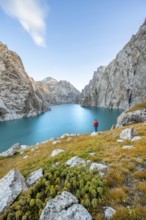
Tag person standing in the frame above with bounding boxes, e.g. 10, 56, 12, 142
94, 119, 98, 132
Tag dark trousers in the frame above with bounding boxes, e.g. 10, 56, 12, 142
94, 126, 98, 132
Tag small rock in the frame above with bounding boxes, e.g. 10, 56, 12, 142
117, 139, 125, 143
20, 151, 24, 155
51, 149, 65, 157
23, 155, 29, 159
49, 138, 56, 141
90, 162, 108, 172
20, 145, 29, 149
120, 128, 137, 141
104, 206, 116, 219
91, 132, 98, 136
67, 137, 72, 141
66, 156, 86, 167
122, 145, 134, 149
26, 168, 44, 186
89, 152, 96, 156
52, 140, 61, 145
52, 162, 60, 167
131, 136, 142, 141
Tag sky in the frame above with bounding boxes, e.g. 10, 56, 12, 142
0, 0, 146, 91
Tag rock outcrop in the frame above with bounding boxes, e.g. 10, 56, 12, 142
116, 109, 146, 127
0, 42, 49, 121
0, 169, 28, 212
66, 156, 86, 167
0, 143, 20, 156
26, 168, 44, 186
80, 20, 146, 109
37, 77, 80, 104
120, 128, 137, 141
39, 191, 92, 220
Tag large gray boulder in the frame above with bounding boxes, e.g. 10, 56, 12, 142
0, 42, 49, 121
26, 168, 44, 186
39, 191, 92, 220
0, 169, 28, 212
116, 109, 146, 127
80, 20, 146, 109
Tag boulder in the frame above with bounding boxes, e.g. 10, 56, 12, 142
116, 109, 146, 128
104, 207, 116, 219
90, 162, 108, 172
0, 169, 28, 212
131, 136, 142, 141
0, 143, 21, 157
26, 168, 44, 186
120, 128, 137, 141
51, 149, 65, 157
39, 191, 92, 220
66, 156, 86, 167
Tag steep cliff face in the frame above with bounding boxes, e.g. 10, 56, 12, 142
80, 20, 146, 110
0, 42, 49, 121
37, 77, 80, 104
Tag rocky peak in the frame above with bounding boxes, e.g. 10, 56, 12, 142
80, 20, 146, 109
0, 42, 49, 121
37, 77, 80, 104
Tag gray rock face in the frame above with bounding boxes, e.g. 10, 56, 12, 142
39, 191, 92, 220
116, 109, 146, 127
0, 42, 49, 121
26, 168, 44, 186
80, 20, 146, 109
37, 77, 80, 104
0, 169, 28, 212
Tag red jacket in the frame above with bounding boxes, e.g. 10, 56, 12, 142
94, 121, 98, 126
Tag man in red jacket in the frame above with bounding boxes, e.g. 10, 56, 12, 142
94, 119, 98, 132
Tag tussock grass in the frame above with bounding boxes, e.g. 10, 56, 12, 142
0, 122, 146, 219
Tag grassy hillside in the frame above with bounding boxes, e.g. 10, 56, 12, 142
126, 102, 146, 113
0, 123, 146, 219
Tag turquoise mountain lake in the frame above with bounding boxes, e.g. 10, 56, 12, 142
0, 104, 123, 152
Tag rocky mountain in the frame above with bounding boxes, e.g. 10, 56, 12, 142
37, 77, 80, 104
80, 19, 146, 110
0, 42, 49, 121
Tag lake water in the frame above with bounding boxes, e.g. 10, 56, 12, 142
0, 104, 123, 152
